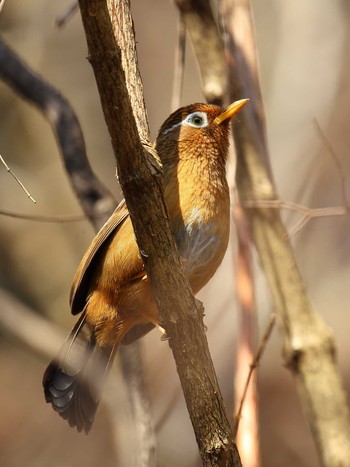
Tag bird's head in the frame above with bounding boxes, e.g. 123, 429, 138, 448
156, 99, 249, 167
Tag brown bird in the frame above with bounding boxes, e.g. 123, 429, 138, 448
43, 99, 248, 432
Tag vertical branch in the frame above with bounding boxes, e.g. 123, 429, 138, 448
171, 13, 186, 112
173, 1, 262, 463
174, 0, 227, 105
221, 0, 350, 465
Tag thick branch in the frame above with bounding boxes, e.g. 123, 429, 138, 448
0, 37, 115, 229
221, 1, 350, 465
77, 0, 241, 464
174, 0, 227, 105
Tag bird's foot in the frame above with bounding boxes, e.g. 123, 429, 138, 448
158, 325, 169, 341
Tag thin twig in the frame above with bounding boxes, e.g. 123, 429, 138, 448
242, 199, 347, 237
313, 119, 350, 209
233, 314, 276, 438
171, 13, 186, 112
0, 208, 87, 223
56, 2, 79, 28
0, 154, 36, 203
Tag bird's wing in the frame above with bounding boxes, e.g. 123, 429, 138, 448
70, 199, 129, 315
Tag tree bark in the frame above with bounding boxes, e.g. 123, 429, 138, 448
77, 0, 241, 464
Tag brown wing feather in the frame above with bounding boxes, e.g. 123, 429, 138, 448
70, 200, 129, 315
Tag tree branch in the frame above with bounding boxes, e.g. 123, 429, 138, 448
77, 0, 241, 464
0, 36, 115, 229
174, 0, 227, 105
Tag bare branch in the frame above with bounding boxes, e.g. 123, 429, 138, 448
174, 0, 227, 105
171, 13, 186, 112
0, 208, 87, 223
56, 2, 79, 28
234, 314, 276, 438
0, 153, 36, 203
314, 119, 350, 209
0, 36, 115, 229
242, 199, 347, 237
77, 0, 240, 464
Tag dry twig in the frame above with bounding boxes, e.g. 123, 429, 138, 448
242, 199, 347, 238
234, 314, 276, 438
314, 119, 350, 209
0, 153, 36, 203
56, 2, 79, 28
0, 208, 86, 223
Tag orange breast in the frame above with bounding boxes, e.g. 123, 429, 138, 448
165, 157, 230, 293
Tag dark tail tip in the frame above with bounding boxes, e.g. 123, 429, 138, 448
43, 360, 98, 433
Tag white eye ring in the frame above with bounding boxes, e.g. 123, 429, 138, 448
184, 111, 208, 128
161, 111, 209, 135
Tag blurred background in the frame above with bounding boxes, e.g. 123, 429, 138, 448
1, 0, 350, 466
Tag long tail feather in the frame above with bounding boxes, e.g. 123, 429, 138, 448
43, 313, 117, 433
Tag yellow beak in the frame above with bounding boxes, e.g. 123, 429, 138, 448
214, 98, 249, 125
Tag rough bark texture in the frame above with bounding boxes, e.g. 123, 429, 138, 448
77, 0, 241, 465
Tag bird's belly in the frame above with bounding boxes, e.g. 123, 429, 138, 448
175, 218, 229, 292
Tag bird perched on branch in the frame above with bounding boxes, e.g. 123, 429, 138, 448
43, 99, 248, 432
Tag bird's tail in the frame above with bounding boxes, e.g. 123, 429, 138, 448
42, 312, 117, 433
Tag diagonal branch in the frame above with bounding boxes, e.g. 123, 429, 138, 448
77, 0, 241, 464
0, 153, 36, 203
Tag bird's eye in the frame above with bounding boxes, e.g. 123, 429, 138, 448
185, 112, 208, 128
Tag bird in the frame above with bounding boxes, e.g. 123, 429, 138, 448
43, 98, 248, 433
